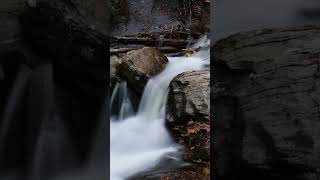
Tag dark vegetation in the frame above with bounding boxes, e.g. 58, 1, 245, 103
111, 0, 129, 23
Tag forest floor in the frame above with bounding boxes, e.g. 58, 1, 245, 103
111, 0, 179, 36
111, 0, 209, 36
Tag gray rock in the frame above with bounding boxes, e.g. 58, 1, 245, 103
169, 70, 210, 123
167, 70, 210, 179
213, 25, 320, 180
116, 47, 168, 94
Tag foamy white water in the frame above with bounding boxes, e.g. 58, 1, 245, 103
110, 36, 210, 180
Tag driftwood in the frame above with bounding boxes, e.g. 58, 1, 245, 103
110, 46, 179, 54
111, 36, 195, 49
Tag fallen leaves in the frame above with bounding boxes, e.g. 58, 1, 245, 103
186, 122, 210, 136
203, 167, 210, 176
161, 175, 170, 180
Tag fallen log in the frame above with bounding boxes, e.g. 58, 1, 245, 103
111, 36, 195, 48
110, 46, 179, 54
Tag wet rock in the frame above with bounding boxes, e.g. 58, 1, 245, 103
116, 47, 168, 94
213, 25, 320, 180
166, 70, 210, 179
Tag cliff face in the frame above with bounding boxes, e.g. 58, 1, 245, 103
213, 26, 320, 180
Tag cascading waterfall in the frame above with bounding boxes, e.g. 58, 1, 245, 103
110, 36, 210, 180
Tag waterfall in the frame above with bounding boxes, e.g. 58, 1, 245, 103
110, 36, 210, 180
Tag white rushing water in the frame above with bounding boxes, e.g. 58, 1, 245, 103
110, 36, 210, 180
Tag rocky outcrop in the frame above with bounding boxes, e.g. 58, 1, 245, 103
213, 25, 320, 180
116, 47, 168, 93
167, 70, 210, 179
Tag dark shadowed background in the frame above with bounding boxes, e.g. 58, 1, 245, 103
213, 0, 320, 40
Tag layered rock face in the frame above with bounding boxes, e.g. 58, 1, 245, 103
213, 26, 320, 180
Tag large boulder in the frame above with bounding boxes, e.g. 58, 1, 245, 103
169, 70, 210, 122
116, 47, 168, 94
213, 26, 320, 180
167, 70, 210, 179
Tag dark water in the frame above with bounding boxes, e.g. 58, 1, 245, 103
0, 62, 108, 180
213, 0, 320, 40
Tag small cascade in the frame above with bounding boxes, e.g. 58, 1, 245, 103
110, 36, 210, 180
53, 94, 109, 180
0, 65, 32, 161
30, 115, 76, 180
111, 82, 134, 121
0, 63, 105, 179
118, 82, 134, 120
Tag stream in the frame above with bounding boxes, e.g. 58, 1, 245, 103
110, 36, 210, 180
